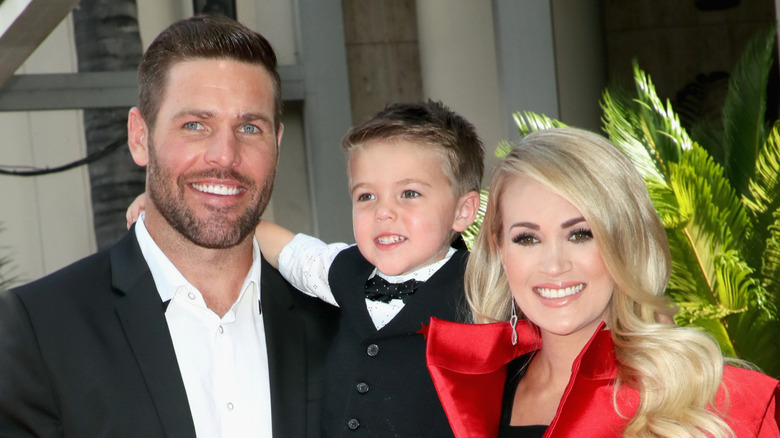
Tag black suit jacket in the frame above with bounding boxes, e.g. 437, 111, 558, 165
0, 229, 337, 437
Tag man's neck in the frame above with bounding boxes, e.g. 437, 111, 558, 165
144, 210, 254, 317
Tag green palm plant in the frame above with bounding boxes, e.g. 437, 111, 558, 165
465, 28, 780, 377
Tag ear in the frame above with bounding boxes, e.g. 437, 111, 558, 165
451, 190, 480, 233
274, 123, 284, 165
127, 107, 150, 167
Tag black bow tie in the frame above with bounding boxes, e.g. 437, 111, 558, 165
364, 276, 421, 303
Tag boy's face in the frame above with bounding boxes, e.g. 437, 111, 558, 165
349, 139, 474, 276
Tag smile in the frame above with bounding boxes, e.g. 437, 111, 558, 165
191, 183, 242, 196
534, 283, 584, 299
376, 235, 406, 244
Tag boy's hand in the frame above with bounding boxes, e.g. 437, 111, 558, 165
126, 192, 148, 229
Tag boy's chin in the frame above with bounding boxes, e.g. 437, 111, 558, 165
369, 259, 411, 277
373, 260, 435, 277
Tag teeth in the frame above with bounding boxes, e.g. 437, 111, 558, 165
376, 235, 406, 244
192, 183, 241, 196
535, 284, 584, 299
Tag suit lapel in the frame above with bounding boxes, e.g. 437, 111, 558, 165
110, 230, 196, 438
261, 258, 307, 438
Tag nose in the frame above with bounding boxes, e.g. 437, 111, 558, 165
204, 129, 240, 168
374, 198, 396, 221
538, 241, 570, 276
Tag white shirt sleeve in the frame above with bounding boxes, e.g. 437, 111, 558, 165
276, 233, 350, 307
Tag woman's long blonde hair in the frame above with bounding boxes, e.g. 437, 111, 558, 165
466, 128, 733, 437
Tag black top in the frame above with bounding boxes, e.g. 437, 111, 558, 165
498, 354, 548, 438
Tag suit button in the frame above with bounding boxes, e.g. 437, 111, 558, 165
366, 344, 379, 356
347, 418, 360, 430
356, 382, 369, 393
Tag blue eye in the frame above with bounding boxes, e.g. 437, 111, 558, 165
401, 190, 420, 199
511, 232, 538, 246
240, 124, 260, 134
184, 121, 202, 130
569, 228, 593, 243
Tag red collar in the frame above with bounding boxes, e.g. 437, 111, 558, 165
424, 318, 616, 437
425, 318, 780, 437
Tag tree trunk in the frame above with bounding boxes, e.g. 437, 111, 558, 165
72, 0, 145, 250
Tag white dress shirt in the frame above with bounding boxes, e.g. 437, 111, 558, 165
135, 213, 273, 437
278, 233, 455, 329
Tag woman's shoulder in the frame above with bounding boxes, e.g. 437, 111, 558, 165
720, 365, 779, 436
723, 364, 779, 392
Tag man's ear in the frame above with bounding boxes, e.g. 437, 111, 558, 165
127, 107, 149, 166
274, 123, 284, 165
452, 190, 481, 233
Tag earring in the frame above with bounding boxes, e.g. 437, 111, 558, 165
509, 296, 518, 346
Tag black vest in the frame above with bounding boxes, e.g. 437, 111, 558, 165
322, 246, 468, 437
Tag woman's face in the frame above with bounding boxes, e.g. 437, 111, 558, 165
497, 176, 614, 338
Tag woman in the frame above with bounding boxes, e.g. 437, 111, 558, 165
424, 127, 779, 437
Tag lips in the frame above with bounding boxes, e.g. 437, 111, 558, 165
375, 234, 406, 245
191, 182, 243, 196
534, 283, 584, 299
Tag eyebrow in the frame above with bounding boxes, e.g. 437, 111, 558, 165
172, 109, 273, 126
239, 112, 274, 126
562, 216, 586, 228
396, 178, 433, 188
508, 216, 586, 231
350, 183, 368, 195
349, 178, 433, 194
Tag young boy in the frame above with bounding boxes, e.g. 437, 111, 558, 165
128, 100, 484, 436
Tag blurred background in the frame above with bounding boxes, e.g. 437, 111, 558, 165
0, 0, 776, 286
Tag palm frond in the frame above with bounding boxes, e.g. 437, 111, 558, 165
720, 26, 776, 197
644, 179, 684, 228
744, 125, 780, 271
512, 111, 568, 138
495, 140, 515, 160
678, 145, 751, 251
665, 227, 713, 302
746, 124, 780, 217
632, 61, 694, 164
662, 144, 766, 322
602, 87, 667, 182
726, 310, 780, 377
712, 251, 770, 315
761, 208, 780, 301
462, 190, 488, 250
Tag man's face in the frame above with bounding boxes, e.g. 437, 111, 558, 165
137, 59, 281, 248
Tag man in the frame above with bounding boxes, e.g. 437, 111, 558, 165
0, 15, 337, 438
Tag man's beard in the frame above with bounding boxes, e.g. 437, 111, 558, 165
146, 140, 275, 249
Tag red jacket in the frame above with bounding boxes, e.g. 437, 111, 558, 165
424, 318, 780, 437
